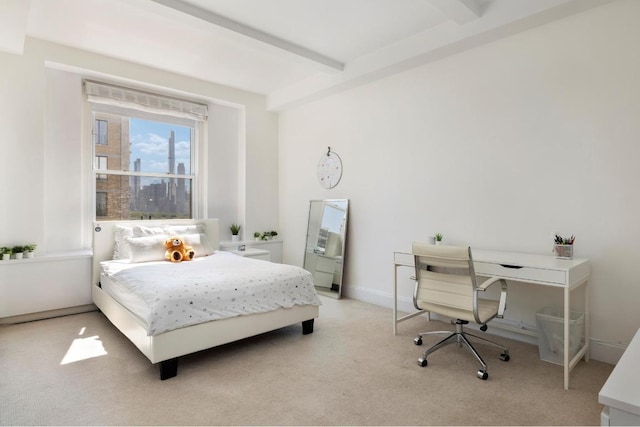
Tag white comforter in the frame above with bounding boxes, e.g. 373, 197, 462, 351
100, 251, 321, 336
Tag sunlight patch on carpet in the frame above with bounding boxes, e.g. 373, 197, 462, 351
60, 326, 108, 365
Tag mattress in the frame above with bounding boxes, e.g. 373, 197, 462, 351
100, 251, 321, 336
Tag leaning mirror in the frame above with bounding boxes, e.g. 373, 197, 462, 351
303, 199, 348, 299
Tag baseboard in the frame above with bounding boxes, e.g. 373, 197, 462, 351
589, 340, 626, 365
0, 304, 98, 325
344, 285, 620, 365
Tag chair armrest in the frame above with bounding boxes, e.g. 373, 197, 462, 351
475, 276, 508, 318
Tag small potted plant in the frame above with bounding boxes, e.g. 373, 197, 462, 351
12, 245, 24, 260
1, 247, 11, 261
435, 233, 443, 245
253, 232, 261, 241
230, 224, 241, 242
269, 230, 278, 240
24, 244, 37, 259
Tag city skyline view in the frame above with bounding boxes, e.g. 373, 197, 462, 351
94, 111, 193, 220
129, 118, 192, 175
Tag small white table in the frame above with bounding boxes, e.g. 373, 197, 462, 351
393, 248, 590, 390
599, 328, 640, 426
226, 248, 270, 261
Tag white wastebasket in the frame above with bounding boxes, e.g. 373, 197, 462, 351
535, 306, 584, 365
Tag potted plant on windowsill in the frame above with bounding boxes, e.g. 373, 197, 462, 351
435, 233, 443, 245
12, 245, 24, 260
1, 247, 11, 261
24, 244, 37, 259
253, 232, 261, 241
230, 224, 241, 242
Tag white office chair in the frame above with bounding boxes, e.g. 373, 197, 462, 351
412, 242, 510, 380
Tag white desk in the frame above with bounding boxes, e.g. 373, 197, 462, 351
393, 248, 590, 390
599, 328, 640, 426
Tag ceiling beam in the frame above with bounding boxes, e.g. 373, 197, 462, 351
427, 0, 483, 24
151, 0, 344, 72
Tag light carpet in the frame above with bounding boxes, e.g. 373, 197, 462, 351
0, 296, 613, 426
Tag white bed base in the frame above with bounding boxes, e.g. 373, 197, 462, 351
92, 219, 319, 379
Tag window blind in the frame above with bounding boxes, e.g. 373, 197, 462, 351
84, 80, 208, 121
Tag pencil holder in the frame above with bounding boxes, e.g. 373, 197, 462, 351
554, 244, 573, 259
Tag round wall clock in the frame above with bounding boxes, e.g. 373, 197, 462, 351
317, 147, 343, 189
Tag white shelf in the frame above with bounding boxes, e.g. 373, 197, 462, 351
0, 249, 92, 265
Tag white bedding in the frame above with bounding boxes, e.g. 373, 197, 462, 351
100, 251, 321, 336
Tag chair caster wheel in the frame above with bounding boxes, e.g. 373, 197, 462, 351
477, 370, 488, 380
499, 352, 510, 362
418, 358, 428, 367
414, 337, 422, 346
480, 324, 488, 332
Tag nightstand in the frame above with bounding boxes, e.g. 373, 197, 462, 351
226, 248, 270, 261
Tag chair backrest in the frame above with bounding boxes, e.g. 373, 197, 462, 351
412, 242, 478, 311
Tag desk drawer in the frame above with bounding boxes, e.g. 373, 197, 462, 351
394, 252, 414, 267
474, 261, 566, 285
315, 256, 336, 273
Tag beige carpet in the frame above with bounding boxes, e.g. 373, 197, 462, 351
0, 296, 612, 426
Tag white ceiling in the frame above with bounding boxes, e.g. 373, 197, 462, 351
2, 0, 611, 110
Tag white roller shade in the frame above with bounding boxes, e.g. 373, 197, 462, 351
84, 80, 208, 121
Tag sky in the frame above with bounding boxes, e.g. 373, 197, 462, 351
129, 118, 192, 175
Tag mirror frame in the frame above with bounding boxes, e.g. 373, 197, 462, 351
303, 199, 348, 299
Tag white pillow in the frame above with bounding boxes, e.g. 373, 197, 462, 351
183, 233, 215, 257
165, 224, 205, 235
132, 225, 167, 237
132, 224, 205, 238
113, 226, 134, 260
126, 235, 168, 263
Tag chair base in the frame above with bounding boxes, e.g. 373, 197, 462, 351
414, 320, 509, 379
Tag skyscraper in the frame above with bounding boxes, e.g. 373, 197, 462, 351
168, 130, 175, 174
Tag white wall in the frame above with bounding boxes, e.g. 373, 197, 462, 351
0, 37, 279, 251
279, 0, 640, 363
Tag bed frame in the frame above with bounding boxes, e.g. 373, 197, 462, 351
92, 218, 319, 380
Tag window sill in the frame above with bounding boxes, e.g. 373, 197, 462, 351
0, 249, 92, 265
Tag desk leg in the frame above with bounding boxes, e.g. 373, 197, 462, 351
585, 280, 590, 362
393, 264, 398, 335
564, 286, 570, 390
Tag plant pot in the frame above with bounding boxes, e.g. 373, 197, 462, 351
435, 241, 442, 246
25, 251, 34, 259
2, 253, 10, 261
231, 235, 239, 242
14, 252, 24, 259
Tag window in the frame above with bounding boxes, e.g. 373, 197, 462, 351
86, 80, 207, 221
95, 156, 107, 180
96, 192, 107, 217
95, 119, 107, 145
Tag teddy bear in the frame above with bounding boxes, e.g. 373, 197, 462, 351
164, 236, 195, 262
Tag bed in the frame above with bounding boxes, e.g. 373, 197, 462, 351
91, 218, 320, 380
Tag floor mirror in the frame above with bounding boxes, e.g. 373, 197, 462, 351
303, 199, 348, 299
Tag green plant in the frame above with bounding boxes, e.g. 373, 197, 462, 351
11, 245, 24, 254
1, 247, 11, 255
23, 244, 37, 252
435, 233, 443, 242
253, 232, 261, 238
269, 230, 278, 238
229, 224, 241, 235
